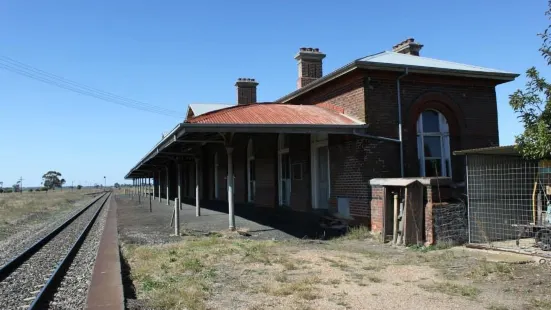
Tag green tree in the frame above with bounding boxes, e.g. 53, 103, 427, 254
77, 185, 83, 190
42, 171, 64, 190
114, 182, 121, 189
509, 1, 551, 159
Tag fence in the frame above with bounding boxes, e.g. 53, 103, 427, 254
466, 153, 551, 257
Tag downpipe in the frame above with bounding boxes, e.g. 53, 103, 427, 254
397, 68, 409, 177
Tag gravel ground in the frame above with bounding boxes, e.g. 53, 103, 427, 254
48, 195, 110, 310
0, 194, 107, 310
0, 195, 101, 266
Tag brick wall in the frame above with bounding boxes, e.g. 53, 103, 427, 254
328, 135, 400, 224
362, 71, 500, 182
252, 133, 278, 208
286, 71, 366, 122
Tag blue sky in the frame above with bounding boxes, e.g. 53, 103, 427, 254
0, 0, 548, 187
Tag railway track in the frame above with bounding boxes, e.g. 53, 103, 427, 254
0, 191, 111, 310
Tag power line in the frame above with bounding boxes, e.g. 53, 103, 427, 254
0, 56, 185, 118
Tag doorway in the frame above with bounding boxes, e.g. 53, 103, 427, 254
311, 133, 330, 209
278, 134, 291, 206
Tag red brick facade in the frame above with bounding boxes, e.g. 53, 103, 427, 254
158, 60, 506, 243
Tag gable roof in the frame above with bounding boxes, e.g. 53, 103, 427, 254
359, 51, 515, 75
277, 51, 519, 103
186, 103, 233, 119
186, 103, 362, 125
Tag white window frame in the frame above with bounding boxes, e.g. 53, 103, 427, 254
278, 134, 291, 206
417, 110, 452, 177
214, 152, 219, 199
310, 133, 330, 209
247, 139, 255, 202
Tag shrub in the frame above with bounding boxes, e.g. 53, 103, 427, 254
39, 187, 49, 192
0, 188, 3, 193
28, 189, 33, 192
77, 185, 82, 190
4, 188, 13, 193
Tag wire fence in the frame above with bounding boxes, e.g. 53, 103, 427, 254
467, 154, 551, 257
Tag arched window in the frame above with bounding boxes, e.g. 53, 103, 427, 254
247, 139, 255, 202
278, 134, 291, 206
417, 110, 451, 177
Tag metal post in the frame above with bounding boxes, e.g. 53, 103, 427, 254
166, 166, 170, 206
178, 163, 182, 211
152, 175, 155, 200
131, 179, 134, 199
393, 194, 398, 244
149, 177, 152, 212
195, 158, 201, 216
227, 147, 235, 230
138, 178, 141, 204
158, 170, 162, 203
174, 198, 180, 236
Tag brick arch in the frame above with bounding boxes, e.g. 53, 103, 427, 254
407, 92, 464, 137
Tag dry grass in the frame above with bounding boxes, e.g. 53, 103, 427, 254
122, 236, 551, 310
0, 190, 96, 239
419, 281, 481, 299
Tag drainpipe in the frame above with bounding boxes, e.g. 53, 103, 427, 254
397, 68, 409, 177
352, 128, 400, 143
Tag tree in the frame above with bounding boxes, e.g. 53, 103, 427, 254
42, 171, 64, 190
12, 183, 20, 193
77, 185, 83, 190
114, 182, 121, 189
509, 1, 551, 159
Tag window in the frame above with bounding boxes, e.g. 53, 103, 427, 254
417, 110, 451, 177
247, 139, 255, 202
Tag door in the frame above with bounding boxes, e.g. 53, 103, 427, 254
317, 146, 329, 209
280, 153, 291, 206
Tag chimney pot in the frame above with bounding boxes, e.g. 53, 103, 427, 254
392, 37, 423, 56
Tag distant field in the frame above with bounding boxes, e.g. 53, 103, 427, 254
0, 190, 96, 240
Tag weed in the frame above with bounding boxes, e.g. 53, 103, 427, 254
486, 304, 509, 310
368, 276, 383, 283
340, 226, 373, 240
420, 282, 480, 299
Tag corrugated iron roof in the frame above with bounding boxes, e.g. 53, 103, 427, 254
186, 103, 362, 125
453, 145, 519, 156
359, 51, 515, 75
188, 103, 233, 117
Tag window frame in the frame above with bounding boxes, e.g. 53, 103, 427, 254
417, 110, 452, 178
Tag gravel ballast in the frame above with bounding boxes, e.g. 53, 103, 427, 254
0, 194, 108, 310
48, 195, 110, 310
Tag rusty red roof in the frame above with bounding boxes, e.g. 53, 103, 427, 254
185, 103, 362, 125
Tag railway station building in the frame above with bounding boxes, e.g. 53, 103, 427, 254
125, 38, 518, 243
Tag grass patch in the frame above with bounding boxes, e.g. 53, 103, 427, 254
264, 276, 320, 300
529, 298, 551, 309
320, 257, 349, 270
468, 261, 514, 280
408, 242, 453, 253
339, 226, 373, 240
420, 281, 480, 299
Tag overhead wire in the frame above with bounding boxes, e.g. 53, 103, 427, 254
0, 55, 184, 118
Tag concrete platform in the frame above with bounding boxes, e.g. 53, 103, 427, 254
115, 194, 337, 245
86, 195, 125, 310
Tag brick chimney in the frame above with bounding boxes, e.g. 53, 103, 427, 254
392, 38, 423, 56
235, 78, 258, 105
295, 47, 326, 89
